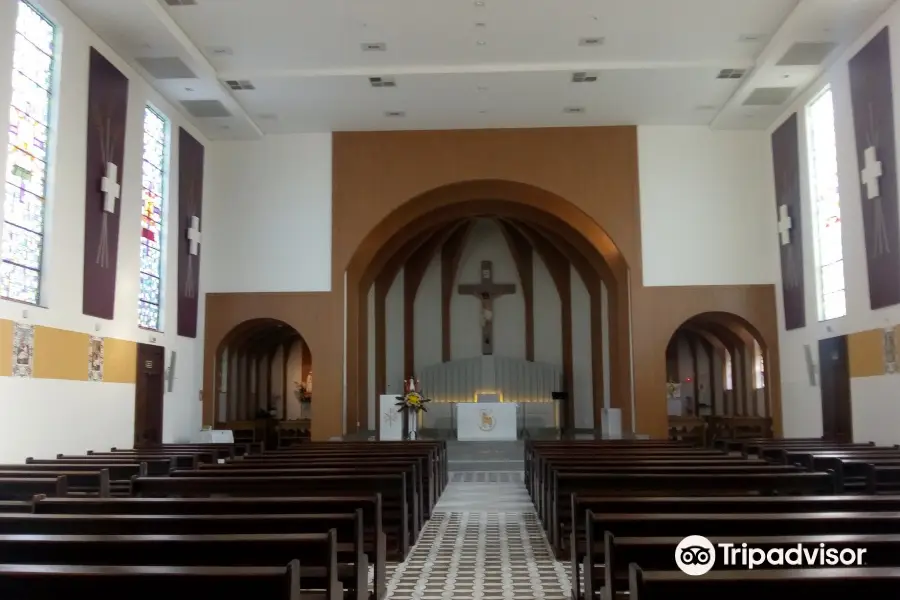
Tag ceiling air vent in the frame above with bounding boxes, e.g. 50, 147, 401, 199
384, 111, 406, 117
579, 37, 605, 47
135, 57, 197, 80
563, 106, 586, 114
717, 68, 747, 80
180, 100, 232, 118
369, 76, 396, 88
743, 87, 796, 106
777, 42, 839, 66
224, 80, 255, 91
572, 72, 598, 83
362, 42, 387, 52
164, 0, 198, 5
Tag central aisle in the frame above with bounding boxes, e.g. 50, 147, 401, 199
384, 466, 571, 600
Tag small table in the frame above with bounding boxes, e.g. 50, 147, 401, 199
456, 403, 518, 441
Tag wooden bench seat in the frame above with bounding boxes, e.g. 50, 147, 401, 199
0, 502, 30, 514
0, 470, 110, 497
0, 562, 302, 599
31, 494, 389, 594
628, 564, 900, 599
583, 509, 900, 599
186, 463, 425, 532
77, 452, 204, 469
130, 474, 412, 557
0, 477, 67, 500
28, 457, 173, 476
0, 531, 346, 600
602, 533, 900, 598
548, 471, 837, 554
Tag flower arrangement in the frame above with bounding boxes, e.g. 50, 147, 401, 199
395, 389, 432, 414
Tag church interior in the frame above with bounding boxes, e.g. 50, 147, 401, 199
2, 0, 900, 597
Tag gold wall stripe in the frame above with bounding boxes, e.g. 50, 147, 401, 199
848, 328, 886, 379
103, 337, 137, 384
32, 326, 90, 381
0, 319, 12, 377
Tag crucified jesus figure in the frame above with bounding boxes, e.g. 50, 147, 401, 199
458, 261, 515, 355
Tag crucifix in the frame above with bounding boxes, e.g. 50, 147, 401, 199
777, 204, 792, 246
861, 142, 891, 256
457, 260, 516, 355
187, 215, 202, 255
101, 161, 120, 214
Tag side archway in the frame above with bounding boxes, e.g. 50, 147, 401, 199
213, 318, 313, 446
664, 311, 774, 444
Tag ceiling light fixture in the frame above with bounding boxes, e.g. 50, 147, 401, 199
475, 22, 486, 28
578, 37, 605, 47
563, 106, 586, 114
384, 111, 406, 118
474, 0, 485, 6
476, 40, 487, 46
185, 87, 194, 92
361, 42, 387, 52
477, 85, 488, 92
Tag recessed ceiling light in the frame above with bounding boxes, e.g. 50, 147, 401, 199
563, 106, 586, 114
361, 42, 387, 52
221, 125, 231, 129
185, 87, 194, 92
474, 0, 485, 6
369, 76, 397, 88
384, 111, 406, 118
738, 34, 765, 43
476, 40, 487, 46
571, 71, 598, 83
695, 105, 717, 111
475, 22, 486, 28
477, 85, 488, 92
579, 37, 605, 47
207, 46, 233, 56
479, 110, 489, 114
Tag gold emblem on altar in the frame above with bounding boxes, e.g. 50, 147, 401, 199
478, 409, 496, 432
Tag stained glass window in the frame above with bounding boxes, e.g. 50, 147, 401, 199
138, 106, 168, 330
807, 87, 846, 321
753, 340, 765, 389
2, 1, 56, 304
724, 351, 733, 391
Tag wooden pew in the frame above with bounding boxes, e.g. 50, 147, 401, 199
0, 531, 346, 600
603, 533, 900, 597
82, 450, 206, 469
130, 474, 412, 557
0, 502, 30, 514
0, 477, 67, 500
32, 494, 389, 596
0, 561, 302, 599
583, 509, 900, 599
28, 457, 172, 476
628, 564, 900, 599
866, 465, 900, 494
0, 510, 381, 598
173, 464, 423, 534
0, 470, 110, 497
548, 471, 837, 554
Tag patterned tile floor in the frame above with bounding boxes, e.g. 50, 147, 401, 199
383, 472, 571, 600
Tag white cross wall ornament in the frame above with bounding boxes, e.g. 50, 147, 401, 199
187, 216, 201, 256
100, 162, 120, 214
777, 204, 793, 246
862, 145, 883, 200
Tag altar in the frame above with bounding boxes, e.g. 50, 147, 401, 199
456, 402, 518, 441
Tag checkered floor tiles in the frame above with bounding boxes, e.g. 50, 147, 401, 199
382, 476, 571, 600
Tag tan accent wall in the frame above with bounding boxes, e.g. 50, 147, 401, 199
32, 326, 90, 381
848, 328, 889, 378
0, 319, 11, 377
202, 127, 781, 439
103, 337, 137, 384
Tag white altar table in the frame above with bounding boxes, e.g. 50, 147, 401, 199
456, 403, 518, 441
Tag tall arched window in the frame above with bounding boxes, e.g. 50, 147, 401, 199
138, 105, 169, 330
2, 1, 57, 304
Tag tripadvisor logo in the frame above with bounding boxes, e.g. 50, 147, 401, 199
675, 535, 868, 575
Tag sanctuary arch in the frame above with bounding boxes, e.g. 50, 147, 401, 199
202, 126, 782, 440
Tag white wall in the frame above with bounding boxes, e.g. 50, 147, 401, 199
450, 219, 525, 360
769, 3, 900, 444
638, 126, 778, 287
0, 0, 208, 461
203, 134, 332, 293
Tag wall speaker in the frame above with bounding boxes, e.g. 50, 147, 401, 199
166, 350, 177, 393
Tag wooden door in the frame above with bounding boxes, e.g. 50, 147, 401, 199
134, 343, 165, 446
818, 336, 853, 442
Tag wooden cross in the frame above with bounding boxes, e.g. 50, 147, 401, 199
457, 260, 516, 355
